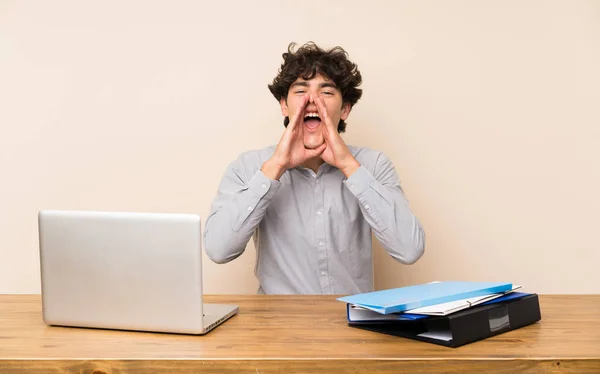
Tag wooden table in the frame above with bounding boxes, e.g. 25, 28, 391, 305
1, 295, 599, 373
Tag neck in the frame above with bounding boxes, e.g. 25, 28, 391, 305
302, 157, 325, 173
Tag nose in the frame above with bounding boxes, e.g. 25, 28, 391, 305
306, 94, 317, 111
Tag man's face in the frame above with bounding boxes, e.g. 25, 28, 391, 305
280, 73, 351, 149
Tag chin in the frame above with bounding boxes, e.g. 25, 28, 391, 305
304, 137, 325, 150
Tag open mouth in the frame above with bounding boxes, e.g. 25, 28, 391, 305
304, 112, 321, 130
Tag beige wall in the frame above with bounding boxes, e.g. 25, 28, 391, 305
1, 0, 599, 294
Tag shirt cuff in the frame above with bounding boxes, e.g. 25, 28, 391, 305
248, 170, 281, 200
343, 165, 375, 197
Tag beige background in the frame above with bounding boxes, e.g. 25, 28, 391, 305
1, 0, 598, 294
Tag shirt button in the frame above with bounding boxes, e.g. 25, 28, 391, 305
365, 205, 370, 210
350, 185, 356, 191
319, 242, 324, 247
321, 271, 326, 276
247, 206, 253, 211
316, 211, 322, 216
261, 184, 267, 189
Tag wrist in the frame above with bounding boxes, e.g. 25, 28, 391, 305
261, 158, 287, 180
339, 158, 360, 178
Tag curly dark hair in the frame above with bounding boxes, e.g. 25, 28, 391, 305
268, 42, 363, 133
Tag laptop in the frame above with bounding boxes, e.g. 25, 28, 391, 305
37, 210, 238, 334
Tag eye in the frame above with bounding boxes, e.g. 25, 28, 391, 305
296, 90, 306, 94
322, 91, 334, 96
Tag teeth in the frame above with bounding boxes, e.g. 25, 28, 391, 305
304, 113, 319, 118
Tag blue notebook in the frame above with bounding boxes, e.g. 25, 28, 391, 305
337, 281, 513, 315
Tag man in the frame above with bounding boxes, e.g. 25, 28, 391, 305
204, 42, 425, 294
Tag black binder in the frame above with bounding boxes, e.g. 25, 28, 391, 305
349, 293, 541, 348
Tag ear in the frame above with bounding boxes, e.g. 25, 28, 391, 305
280, 97, 289, 117
340, 103, 352, 121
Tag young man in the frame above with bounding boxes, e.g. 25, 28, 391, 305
204, 42, 425, 294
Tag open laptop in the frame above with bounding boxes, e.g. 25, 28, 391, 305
37, 210, 238, 335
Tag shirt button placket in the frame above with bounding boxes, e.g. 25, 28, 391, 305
314, 176, 329, 292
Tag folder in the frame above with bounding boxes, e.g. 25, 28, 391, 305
346, 285, 523, 323
337, 281, 514, 315
403, 284, 523, 316
349, 292, 541, 348
347, 304, 429, 323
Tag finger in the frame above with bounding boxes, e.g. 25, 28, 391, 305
321, 115, 337, 141
315, 97, 334, 130
287, 94, 308, 131
295, 95, 309, 140
281, 99, 306, 145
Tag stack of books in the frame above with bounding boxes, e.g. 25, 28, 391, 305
337, 281, 541, 347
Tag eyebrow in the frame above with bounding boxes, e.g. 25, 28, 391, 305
290, 81, 338, 90
320, 82, 337, 89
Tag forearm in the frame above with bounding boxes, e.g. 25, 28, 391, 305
345, 166, 425, 264
204, 170, 281, 264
